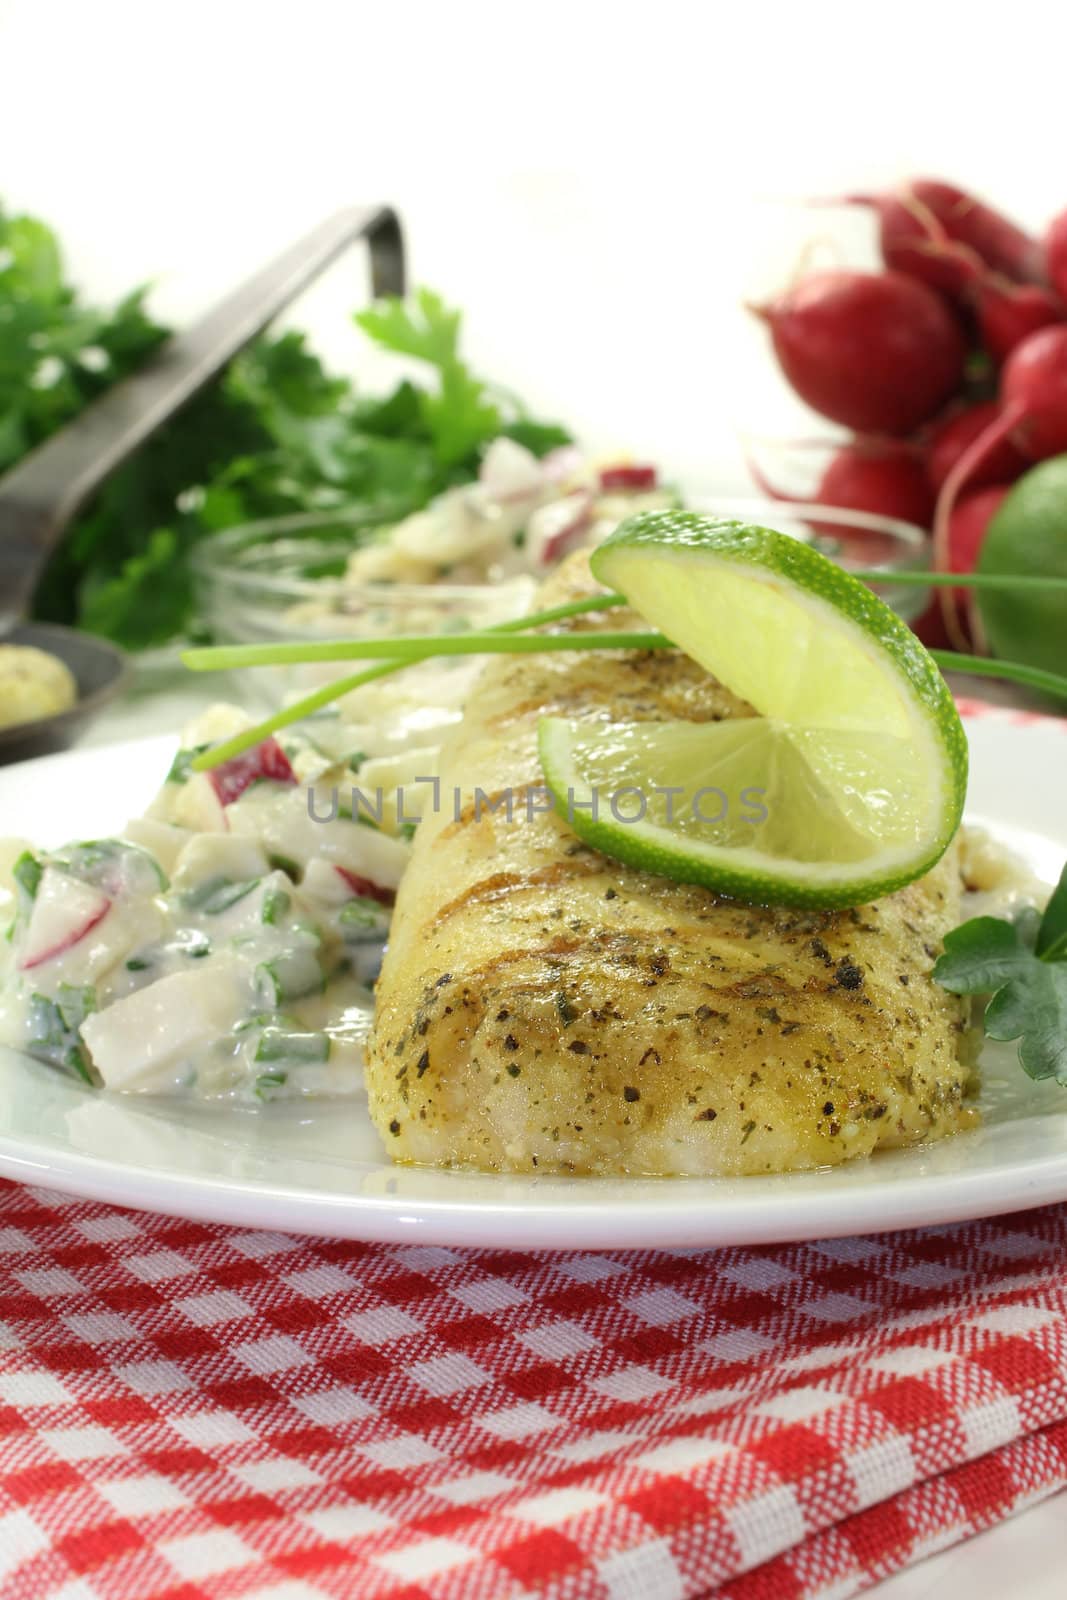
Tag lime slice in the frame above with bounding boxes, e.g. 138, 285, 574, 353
537, 512, 968, 908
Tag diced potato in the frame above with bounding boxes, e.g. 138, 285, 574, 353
122, 818, 189, 877
81, 957, 248, 1090
171, 833, 271, 891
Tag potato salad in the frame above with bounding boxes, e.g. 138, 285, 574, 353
0, 701, 434, 1103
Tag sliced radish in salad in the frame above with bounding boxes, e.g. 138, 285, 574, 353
527, 491, 595, 567
598, 463, 658, 491
19, 869, 112, 971
327, 820, 410, 892
209, 738, 296, 806
335, 867, 396, 907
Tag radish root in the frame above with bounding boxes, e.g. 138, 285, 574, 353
931, 403, 1024, 651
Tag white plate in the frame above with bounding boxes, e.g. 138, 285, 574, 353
0, 711, 1065, 1250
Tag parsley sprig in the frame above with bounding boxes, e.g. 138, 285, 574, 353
1, 198, 569, 648
934, 864, 1067, 1083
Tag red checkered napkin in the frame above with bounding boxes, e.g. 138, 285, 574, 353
2, 1182, 1067, 1600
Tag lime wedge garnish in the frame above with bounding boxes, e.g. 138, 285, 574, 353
537, 513, 968, 908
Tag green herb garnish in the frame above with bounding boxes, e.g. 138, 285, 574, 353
261, 887, 291, 926
27, 985, 98, 1084
4, 212, 569, 649
12, 852, 42, 901
167, 745, 211, 784
267, 853, 301, 880
934, 864, 1067, 1083
254, 1071, 288, 1100
254, 1029, 329, 1066
183, 876, 259, 914
339, 897, 388, 934
254, 948, 325, 1007
181, 574, 1067, 774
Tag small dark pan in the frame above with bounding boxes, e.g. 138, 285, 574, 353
0, 624, 130, 765
0, 205, 405, 764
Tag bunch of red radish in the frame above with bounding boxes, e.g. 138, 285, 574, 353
751, 179, 1067, 648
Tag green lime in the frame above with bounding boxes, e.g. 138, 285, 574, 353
537, 512, 968, 909
978, 456, 1067, 676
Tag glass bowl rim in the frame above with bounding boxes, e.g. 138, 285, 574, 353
191, 495, 929, 609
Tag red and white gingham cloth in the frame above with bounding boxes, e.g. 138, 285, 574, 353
3, 1182, 1067, 1600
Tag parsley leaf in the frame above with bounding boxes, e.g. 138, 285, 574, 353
931, 916, 1036, 994
355, 286, 462, 367
984, 965, 1067, 1080
4, 196, 571, 649
422, 361, 502, 466
933, 863, 1067, 1085
356, 286, 505, 464
0, 203, 168, 475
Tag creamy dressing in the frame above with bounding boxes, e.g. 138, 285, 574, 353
958, 824, 1050, 922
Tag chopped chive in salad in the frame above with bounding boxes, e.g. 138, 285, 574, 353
183, 876, 261, 915
27, 985, 98, 1085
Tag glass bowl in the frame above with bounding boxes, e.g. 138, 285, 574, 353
190, 508, 539, 713
190, 496, 929, 716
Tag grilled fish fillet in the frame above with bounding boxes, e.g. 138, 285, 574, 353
366, 554, 976, 1176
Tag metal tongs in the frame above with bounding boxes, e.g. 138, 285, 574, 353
0, 205, 405, 761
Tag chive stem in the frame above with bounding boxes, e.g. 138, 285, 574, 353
186, 584, 1067, 774
929, 651, 1067, 701
188, 592, 625, 769
184, 628, 665, 671
851, 569, 1067, 591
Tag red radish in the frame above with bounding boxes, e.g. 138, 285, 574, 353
753, 271, 967, 434
1047, 209, 1067, 305
750, 441, 933, 529
599, 464, 658, 491
817, 443, 933, 528
1001, 324, 1067, 457
336, 866, 395, 907
209, 738, 296, 806
850, 180, 1042, 291
526, 490, 594, 567
851, 190, 974, 297
972, 276, 1064, 363
932, 323, 1067, 644
19, 869, 111, 971
925, 402, 1028, 495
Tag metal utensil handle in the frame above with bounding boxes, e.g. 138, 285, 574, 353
0, 204, 404, 618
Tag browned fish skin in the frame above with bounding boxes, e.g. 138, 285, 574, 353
366, 555, 975, 1177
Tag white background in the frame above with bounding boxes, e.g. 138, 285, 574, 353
2, 2, 1066, 1590
2, 0, 1066, 490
